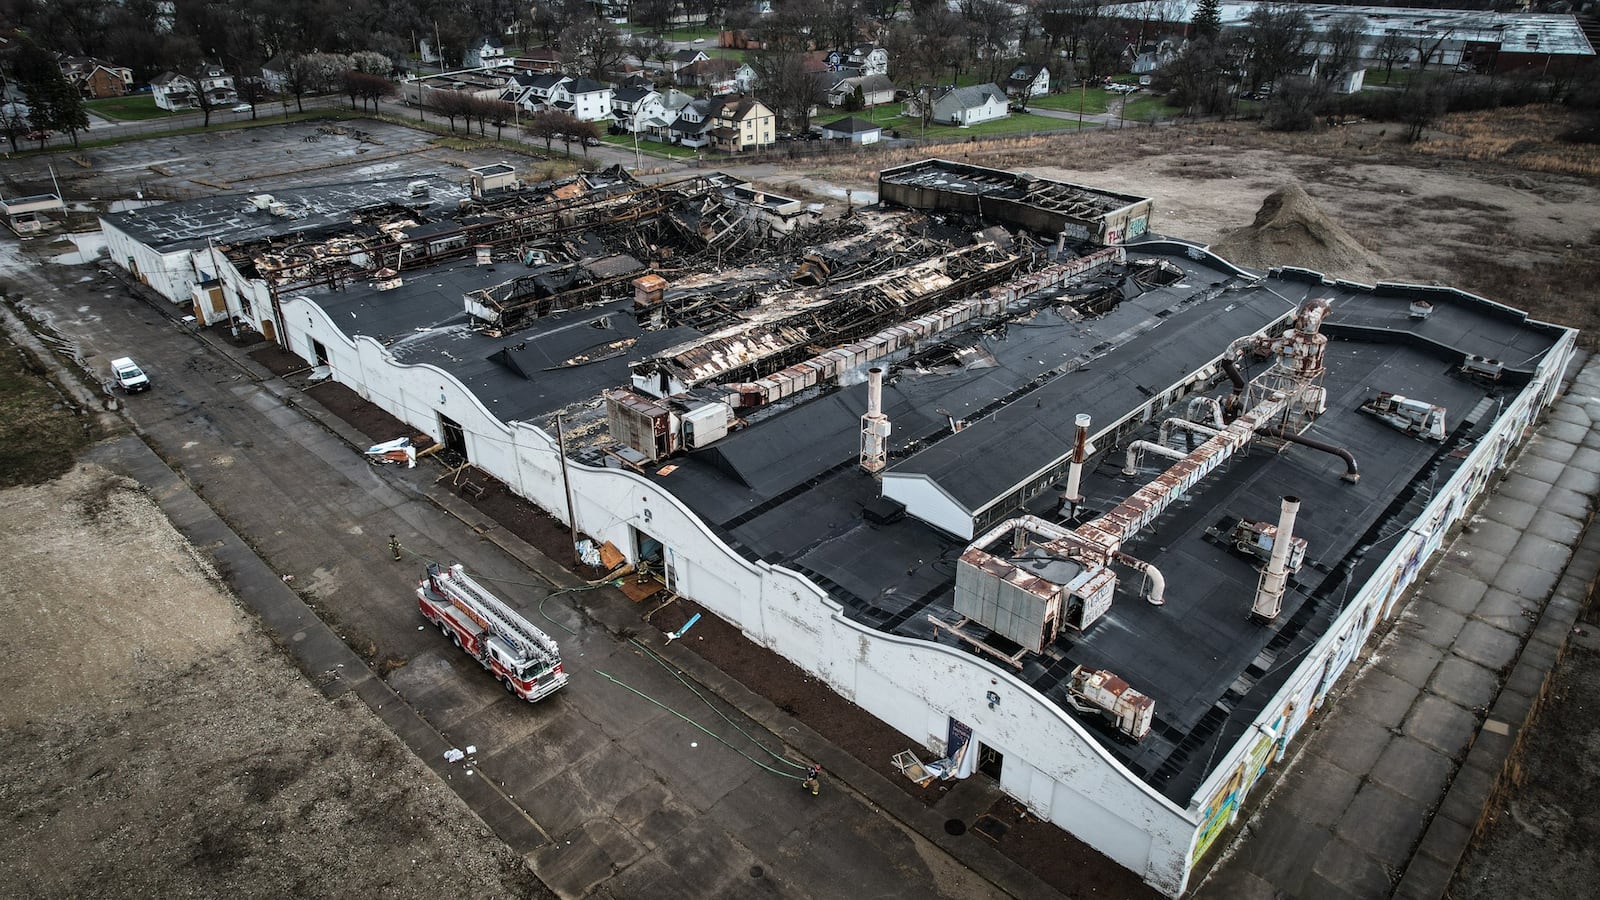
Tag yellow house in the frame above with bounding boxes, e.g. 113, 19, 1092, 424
711, 97, 775, 153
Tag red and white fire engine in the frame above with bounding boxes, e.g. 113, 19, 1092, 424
417, 562, 569, 702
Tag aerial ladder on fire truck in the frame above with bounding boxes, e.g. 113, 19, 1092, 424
418, 562, 569, 702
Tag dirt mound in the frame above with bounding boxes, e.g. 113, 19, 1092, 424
1211, 183, 1389, 283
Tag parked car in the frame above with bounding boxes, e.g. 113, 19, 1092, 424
583, 136, 601, 147
110, 357, 151, 393
231, 103, 253, 112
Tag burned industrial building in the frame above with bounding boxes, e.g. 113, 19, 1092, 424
97, 158, 1576, 897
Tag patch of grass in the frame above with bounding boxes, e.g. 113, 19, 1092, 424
601, 133, 701, 159
86, 95, 182, 121
659, 25, 721, 42
1029, 88, 1111, 115
918, 112, 1081, 140
1118, 95, 1171, 123
0, 335, 95, 487
1363, 67, 1413, 87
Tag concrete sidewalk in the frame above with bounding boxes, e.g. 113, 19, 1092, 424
1197, 355, 1600, 899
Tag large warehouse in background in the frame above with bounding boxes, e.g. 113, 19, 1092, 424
98, 161, 1577, 896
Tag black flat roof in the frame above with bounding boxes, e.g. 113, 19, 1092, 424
306, 258, 705, 422
624, 249, 1562, 804
99, 175, 467, 253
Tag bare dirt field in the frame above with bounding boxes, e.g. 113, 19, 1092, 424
0, 455, 543, 898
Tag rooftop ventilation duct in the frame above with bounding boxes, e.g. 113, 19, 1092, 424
860, 367, 890, 474
1251, 496, 1301, 620
1061, 414, 1091, 516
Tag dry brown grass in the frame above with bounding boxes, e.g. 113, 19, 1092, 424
1413, 105, 1600, 178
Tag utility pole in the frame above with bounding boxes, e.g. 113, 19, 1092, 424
555, 414, 581, 569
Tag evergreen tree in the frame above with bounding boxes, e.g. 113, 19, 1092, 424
1192, 0, 1222, 38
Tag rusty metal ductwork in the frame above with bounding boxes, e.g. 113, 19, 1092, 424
1266, 427, 1360, 483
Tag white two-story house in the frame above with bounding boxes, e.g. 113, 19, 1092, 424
549, 77, 615, 122
611, 85, 666, 133
150, 65, 236, 110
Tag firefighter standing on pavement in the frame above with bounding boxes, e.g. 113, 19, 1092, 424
388, 535, 403, 561
802, 764, 822, 796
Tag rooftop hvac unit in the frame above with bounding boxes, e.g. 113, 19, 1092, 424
268, 202, 291, 217
1066, 666, 1154, 741
408, 180, 430, 198
1461, 354, 1504, 381
680, 401, 733, 449
605, 389, 676, 462
248, 194, 275, 211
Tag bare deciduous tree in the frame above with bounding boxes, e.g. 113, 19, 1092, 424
1319, 16, 1365, 88
1242, 2, 1313, 93
1373, 32, 1408, 84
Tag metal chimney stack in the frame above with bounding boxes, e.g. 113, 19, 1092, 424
860, 367, 890, 474
1252, 496, 1301, 620
1063, 414, 1091, 515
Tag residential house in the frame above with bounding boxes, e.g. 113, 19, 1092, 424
510, 72, 570, 111
550, 77, 614, 122
261, 55, 290, 92
611, 85, 665, 133
150, 71, 197, 110
1128, 40, 1177, 75
195, 64, 237, 105
465, 35, 507, 68
60, 57, 133, 99
676, 58, 757, 95
709, 96, 775, 153
826, 44, 889, 76
511, 48, 564, 73
1005, 63, 1050, 98
668, 97, 716, 148
928, 83, 1008, 126
590, 0, 630, 22
818, 115, 882, 144
645, 89, 694, 142
824, 73, 897, 107
669, 49, 710, 73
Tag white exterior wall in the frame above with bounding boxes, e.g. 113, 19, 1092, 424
101, 217, 198, 305
574, 89, 615, 122
962, 98, 1007, 125
276, 291, 1202, 895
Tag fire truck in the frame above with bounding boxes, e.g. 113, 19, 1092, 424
417, 562, 569, 702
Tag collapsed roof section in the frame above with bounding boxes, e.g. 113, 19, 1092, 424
166, 168, 817, 328
879, 158, 1155, 245
629, 218, 1025, 397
